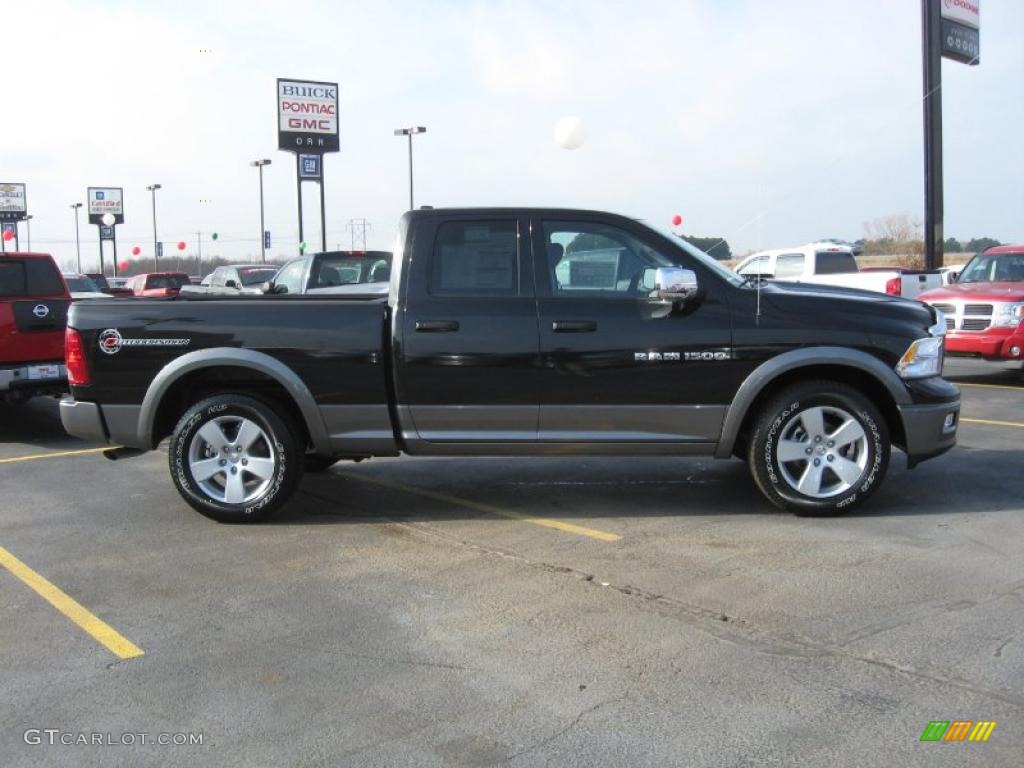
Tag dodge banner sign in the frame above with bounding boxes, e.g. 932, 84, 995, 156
277, 78, 339, 153
940, 0, 980, 65
87, 187, 125, 225
0, 183, 27, 222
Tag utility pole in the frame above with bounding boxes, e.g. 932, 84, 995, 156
921, 0, 943, 270
196, 231, 203, 276
250, 159, 271, 263
25, 215, 33, 251
346, 218, 371, 251
146, 184, 161, 266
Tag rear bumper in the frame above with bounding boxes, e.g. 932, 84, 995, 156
897, 400, 960, 467
0, 362, 67, 397
59, 399, 109, 442
945, 328, 1024, 360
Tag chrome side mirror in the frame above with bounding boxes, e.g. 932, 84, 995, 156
652, 267, 699, 303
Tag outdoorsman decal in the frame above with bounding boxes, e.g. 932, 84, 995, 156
98, 329, 191, 355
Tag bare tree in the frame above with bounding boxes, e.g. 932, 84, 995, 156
862, 213, 925, 268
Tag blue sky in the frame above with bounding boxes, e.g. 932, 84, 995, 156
5, 0, 1022, 269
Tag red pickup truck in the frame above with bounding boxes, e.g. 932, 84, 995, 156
126, 272, 191, 297
0, 252, 70, 404
919, 245, 1024, 366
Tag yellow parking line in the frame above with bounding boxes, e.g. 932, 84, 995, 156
956, 382, 1023, 392
341, 472, 622, 542
961, 417, 1024, 429
0, 447, 108, 465
0, 546, 143, 659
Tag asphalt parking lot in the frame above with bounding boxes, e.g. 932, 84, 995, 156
1, 359, 1022, 767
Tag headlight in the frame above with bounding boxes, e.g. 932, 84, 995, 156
991, 302, 1024, 328
897, 337, 944, 379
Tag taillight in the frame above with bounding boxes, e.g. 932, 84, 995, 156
885, 277, 902, 296
65, 327, 91, 386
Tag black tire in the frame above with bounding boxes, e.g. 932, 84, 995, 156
168, 394, 303, 523
748, 381, 890, 516
303, 455, 339, 473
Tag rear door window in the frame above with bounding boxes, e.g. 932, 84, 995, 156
430, 220, 519, 296
775, 253, 805, 278
0, 259, 64, 296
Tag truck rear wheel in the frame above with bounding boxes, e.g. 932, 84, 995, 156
748, 381, 889, 516
169, 394, 303, 523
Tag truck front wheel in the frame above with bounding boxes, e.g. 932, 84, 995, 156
748, 381, 890, 516
169, 394, 303, 523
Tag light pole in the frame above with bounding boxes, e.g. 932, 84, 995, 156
393, 126, 426, 210
70, 203, 83, 273
250, 159, 271, 262
25, 215, 33, 251
146, 184, 161, 266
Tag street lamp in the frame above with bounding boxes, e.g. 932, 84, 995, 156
70, 203, 83, 273
25, 215, 33, 251
250, 159, 272, 263
393, 126, 426, 210
146, 184, 161, 265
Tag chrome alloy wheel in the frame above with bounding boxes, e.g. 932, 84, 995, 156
775, 405, 869, 499
187, 415, 277, 505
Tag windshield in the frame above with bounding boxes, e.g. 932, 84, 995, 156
64, 276, 99, 292
238, 267, 278, 286
642, 221, 745, 287
957, 252, 1024, 283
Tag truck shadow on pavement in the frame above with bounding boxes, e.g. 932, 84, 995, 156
0, 399, 101, 452
275, 447, 1022, 525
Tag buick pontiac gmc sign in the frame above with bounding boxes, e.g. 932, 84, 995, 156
277, 79, 339, 153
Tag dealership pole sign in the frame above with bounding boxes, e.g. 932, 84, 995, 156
940, 0, 979, 64
277, 78, 339, 253
87, 187, 124, 277
0, 183, 27, 223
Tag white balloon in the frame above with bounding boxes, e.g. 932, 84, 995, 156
101, 213, 116, 227
554, 116, 586, 150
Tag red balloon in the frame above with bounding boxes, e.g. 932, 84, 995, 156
131, 246, 141, 256
177, 241, 186, 251
671, 214, 683, 227
118, 261, 129, 272
2, 230, 13, 242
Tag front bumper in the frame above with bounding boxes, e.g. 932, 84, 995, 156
897, 399, 960, 467
59, 399, 109, 443
945, 328, 1024, 361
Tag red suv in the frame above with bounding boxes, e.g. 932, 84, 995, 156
919, 246, 1024, 367
0, 252, 70, 403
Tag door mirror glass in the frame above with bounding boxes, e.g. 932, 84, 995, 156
652, 268, 699, 303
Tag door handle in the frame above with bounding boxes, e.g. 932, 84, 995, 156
415, 320, 460, 332
552, 320, 598, 333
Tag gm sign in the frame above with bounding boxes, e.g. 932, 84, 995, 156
277, 78, 339, 153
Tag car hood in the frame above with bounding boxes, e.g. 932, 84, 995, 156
919, 281, 1024, 302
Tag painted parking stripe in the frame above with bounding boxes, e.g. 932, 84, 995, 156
961, 417, 1024, 429
955, 382, 1023, 392
0, 546, 143, 660
0, 447, 108, 465
340, 472, 622, 542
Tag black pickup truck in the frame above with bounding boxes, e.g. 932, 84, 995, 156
60, 208, 959, 522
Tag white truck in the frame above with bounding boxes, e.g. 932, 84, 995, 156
734, 243, 943, 299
